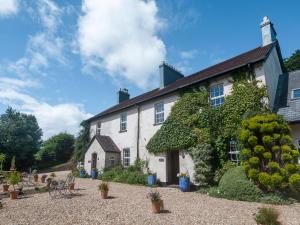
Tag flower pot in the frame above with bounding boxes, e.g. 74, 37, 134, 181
91, 170, 98, 180
100, 190, 108, 199
79, 169, 85, 178
69, 183, 75, 191
34, 177, 38, 182
179, 177, 190, 192
41, 177, 46, 183
3, 184, 9, 192
147, 174, 157, 186
151, 201, 161, 213
9, 190, 19, 200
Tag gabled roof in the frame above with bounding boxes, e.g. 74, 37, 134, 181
87, 42, 275, 122
88, 135, 120, 153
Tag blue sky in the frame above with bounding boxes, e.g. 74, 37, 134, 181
0, 0, 299, 139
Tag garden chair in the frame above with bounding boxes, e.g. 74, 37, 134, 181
48, 173, 75, 199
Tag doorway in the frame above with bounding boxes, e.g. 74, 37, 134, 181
167, 151, 179, 184
91, 153, 97, 170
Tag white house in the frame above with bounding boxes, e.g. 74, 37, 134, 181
84, 17, 292, 184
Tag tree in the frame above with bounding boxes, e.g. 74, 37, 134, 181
72, 120, 90, 163
284, 50, 300, 72
0, 107, 42, 170
35, 132, 75, 167
0, 153, 5, 171
240, 114, 300, 192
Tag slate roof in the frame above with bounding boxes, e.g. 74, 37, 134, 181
277, 70, 300, 123
88, 135, 120, 153
87, 42, 275, 122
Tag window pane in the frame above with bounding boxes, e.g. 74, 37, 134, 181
293, 89, 300, 99
120, 113, 127, 131
155, 102, 164, 124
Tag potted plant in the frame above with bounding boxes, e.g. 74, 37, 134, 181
255, 207, 281, 225
79, 168, 86, 178
33, 173, 39, 182
91, 167, 98, 180
98, 182, 109, 199
8, 171, 20, 200
146, 190, 163, 213
2, 180, 9, 192
177, 172, 190, 192
147, 170, 157, 186
50, 172, 56, 178
41, 174, 47, 183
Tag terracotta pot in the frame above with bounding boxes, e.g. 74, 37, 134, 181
151, 201, 161, 213
3, 184, 9, 192
69, 183, 75, 190
41, 177, 46, 183
10, 190, 19, 200
34, 176, 38, 182
100, 190, 108, 199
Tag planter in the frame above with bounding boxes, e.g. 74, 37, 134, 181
34, 176, 39, 182
41, 177, 47, 183
9, 190, 19, 200
79, 169, 86, 178
179, 177, 190, 192
91, 170, 98, 180
151, 201, 161, 213
147, 174, 157, 186
69, 183, 75, 191
100, 190, 108, 199
2, 184, 9, 192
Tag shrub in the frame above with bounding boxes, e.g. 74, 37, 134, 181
255, 207, 280, 225
98, 182, 109, 191
213, 161, 236, 184
239, 114, 300, 192
289, 174, 300, 190
217, 167, 263, 201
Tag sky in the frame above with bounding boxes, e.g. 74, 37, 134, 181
0, 0, 299, 139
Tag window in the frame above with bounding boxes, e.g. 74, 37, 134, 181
109, 156, 115, 167
120, 113, 127, 131
123, 148, 130, 167
229, 140, 240, 164
210, 84, 224, 107
292, 89, 300, 99
96, 121, 101, 135
154, 102, 164, 124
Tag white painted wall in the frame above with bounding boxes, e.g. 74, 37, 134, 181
84, 139, 106, 175
179, 150, 196, 183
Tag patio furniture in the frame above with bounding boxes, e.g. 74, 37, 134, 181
48, 174, 75, 199
21, 170, 37, 186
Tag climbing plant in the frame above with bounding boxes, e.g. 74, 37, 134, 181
240, 114, 300, 192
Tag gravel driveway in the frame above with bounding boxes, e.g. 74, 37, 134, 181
0, 171, 299, 225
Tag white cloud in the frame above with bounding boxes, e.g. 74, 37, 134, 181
77, 0, 166, 88
0, 77, 92, 139
0, 0, 19, 17
37, 0, 62, 32
180, 50, 198, 60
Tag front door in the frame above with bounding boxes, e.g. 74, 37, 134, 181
91, 153, 97, 170
167, 151, 179, 184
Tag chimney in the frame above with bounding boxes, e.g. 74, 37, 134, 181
117, 88, 130, 103
159, 61, 184, 89
260, 16, 277, 46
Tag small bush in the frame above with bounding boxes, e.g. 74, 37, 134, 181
289, 174, 300, 190
258, 172, 271, 188
255, 207, 280, 225
213, 161, 236, 184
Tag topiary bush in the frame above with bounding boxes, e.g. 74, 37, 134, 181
240, 114, 300, 193
216, 166, 263, 201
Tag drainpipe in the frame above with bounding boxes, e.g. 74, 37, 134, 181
136, 104, 140, 160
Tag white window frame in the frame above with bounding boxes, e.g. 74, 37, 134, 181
154, 102, 164, 125
120, 113, 127, 132
96, 121, 101, 135
123, 148, 130, 167
210, 84, 225, 107
292, 88, 300, 100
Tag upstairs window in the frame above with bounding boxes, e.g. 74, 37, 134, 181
292, 89, 300, 99
210, 84, 224, 107
96, 121, 101, 135
120, 113, 127, 132
123, 148, 130, 167
229, 140, 240, 164
154, 102, 164, 124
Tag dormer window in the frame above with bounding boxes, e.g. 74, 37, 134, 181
292, 88, 300, 100
96, 121, 101, 135
154, 102, 164, 125
210, 84, 224, 107
120, 113, 127, 132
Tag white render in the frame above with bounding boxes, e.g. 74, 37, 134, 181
84, 138, 106, 175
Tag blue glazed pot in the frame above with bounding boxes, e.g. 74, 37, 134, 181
79, 169, 85, 178
147, 174, 157, 186
179, 177, 190, 192
91, 170, 98, 180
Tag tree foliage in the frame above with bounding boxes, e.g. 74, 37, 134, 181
284, 50, 300, 72
240, 114, 300, 192
72, 120, 90, 163
0, 107, 42, 170
35, 132, 75, 167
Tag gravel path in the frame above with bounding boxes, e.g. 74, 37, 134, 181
0, 171, 299, 225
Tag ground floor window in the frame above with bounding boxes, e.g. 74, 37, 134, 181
229, 140, 240, 164
123, 148, 130, 167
